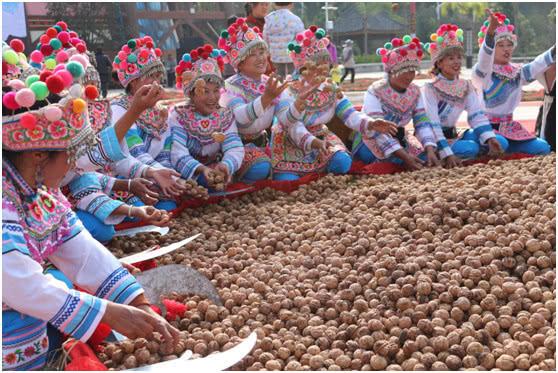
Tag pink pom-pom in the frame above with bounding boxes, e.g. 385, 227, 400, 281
69, 31, 78, 38
379, 49, 387, 56
15, 88, 36, 108
70, 37, 81, 45
76, 43, 86, 53
20, 113, 37, 129
481, 26, 488, 33
44, 106, 63, 121
381, 56, 389, 63
56, 70, 74, 88
119, 61, 128, 70
2, 91, 20, 110
56, 50, 69, 63
448, 31, 456, 39
54, 64, 66, 73
57, 31, 70, 44
304, 30, 313, 38
118, 51, 127, 61
30, 50, 44, 63
295, 33, 304, 42
70, 54, 89, 68
112, 62, 119, 69
303, 39, 312, 47
122, 45, 131, 54
508, 25, 514, 32
8, 79, 25, 91
218, 38, 226, 49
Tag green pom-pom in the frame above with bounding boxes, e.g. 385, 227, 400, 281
30, 81, 49, 100
287, 42, 295, 51
316, 33, 324, 39
127, 39, 137, 49
36, 43, 41, 50
3, 49, 18, 65
49, 38, 62, 50
458, 35, 464, 42
221, 30, 229, 38
66, 61, 85, 78
478, 31, 485, 37
44, 59, 56, 70
53, 25, 62, 32
456, 29, 463, 37
484, 20, 490, 27
25, 74, 40, 87
384, 42, 392, 50
294, 45, 302, 53
127, 54, 137, 63
403, 35, 412, 44
114, 56, 120, 64
317, 28, 326, 36
437, 36, 444, 43
504, 18, 510, 25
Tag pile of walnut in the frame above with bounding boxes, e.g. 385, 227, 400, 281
103, 155, 555, 371
178, 178, 209, 200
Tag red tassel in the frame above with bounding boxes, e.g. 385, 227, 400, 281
87, 322, 112, 351
162, 299, 188, 321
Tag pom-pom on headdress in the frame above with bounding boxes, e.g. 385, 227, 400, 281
2, 39, 27, 85
218, 17, 267, 71
478, 12, 517, 48
175, 44, 226, 95
287, 25, 331, 71
425, 24, 465, 64
375, 34, 425, 76
113, 35, 165, 88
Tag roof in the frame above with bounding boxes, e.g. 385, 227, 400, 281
334, 7, 406, 34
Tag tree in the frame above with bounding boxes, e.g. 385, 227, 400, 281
46, 2, 127, 53
354, 2, 393, 54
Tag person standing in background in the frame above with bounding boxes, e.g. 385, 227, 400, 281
245, 2, 275, 75
263, 2, 304, 78
95, 48, 111, 98
340, 39, 356, 84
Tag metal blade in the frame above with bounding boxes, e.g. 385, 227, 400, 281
113, 225, 170, 238
130, 332, 257, 371
119, 233, 201, 265
134, 264, 222, 307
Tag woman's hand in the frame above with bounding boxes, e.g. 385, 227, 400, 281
214, 163, 232, 185
311, 138, 334, 157
102, 302, 180, 350
425, 146, 441, 167
487, 137, 504, 157
443, 154, 462, 169
368, 119, 398, 136
262, 73, 289, 109
130, 83, 165, 115
132, 206, 171, 226
129, 178, 159, 205
485, 9, 501, 37
149, 168, 185, 198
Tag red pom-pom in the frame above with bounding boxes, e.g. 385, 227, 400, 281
87, 322, 112, 349
417, 50, 423, 58
150, 304, 162, 316
143, 35, 153, 43
303, 38, 312, 47
2, 60, 7, 74
253, 26, 260, 33
196, 47, 204, 55
399, 49, 408, 56
69, 31, 78, 38
175, 66, 182, 74
21, 113, 37, 129
162, 299, 188, 321
408, 43, 416, 50
9, 39, 25, 53
201, 51, 209, 60
56, 21, 68, 31
190, 50, 199, 60
230, 35, 237, 43
76, 43, 86, 53
46, 75, 65, 94
40, 44, 54, 56
84, 85, 99, 100
412, 37, 420, 44
241, 24, 249, 32
179, 60, 187, 69
40, 70, 53, 82
136, 38, 143, 47
146, 41, 154, 49
203, 44, 213, 53
392, 38, 402, 47
39, 34, 50, 44
227, 26, 235, 34
309, 25, 318, 32
46, 27, 58, 38
184, 62, 192, 69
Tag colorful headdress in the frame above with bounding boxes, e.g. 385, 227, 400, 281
425, 24, 465, 64
376, 35, 425, 76
31, 21, 91, 72
113, 36, 165, 87
478, 12, 517, 48
218, 17, 267, 70
2, 41, 99, 160
287, 26, 330, 71
175, 44, 226, 94
2, 39, 28, 85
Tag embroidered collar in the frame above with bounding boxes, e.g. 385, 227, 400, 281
112, 94, 168, 139
227, 73, 268, 102
431, 74, 469, 103
173, 104, 234, 145
289, 80, 338, 113
371, 79, 420, 115
88, 100, 112, 133
493, 63, 521, 81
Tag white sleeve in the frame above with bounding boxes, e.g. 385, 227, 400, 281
472, 40, 495, 91
521, 47, 556, 85
169, 111, 203, 180
220, 119, 246, 175
220, 90, 267, 131
420, 85, 453, 159
288, 120, 316, 153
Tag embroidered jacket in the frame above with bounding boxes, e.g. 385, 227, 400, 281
472, 38, 555, 120
362, 79, 438, 158
220, 73, 278, 142
2, 160, 143, 363
422, 74, 497, 155
263, 9, 305, 64
169, 104, 245, 180
111, 95, 172, 179
276, 85, 375, 152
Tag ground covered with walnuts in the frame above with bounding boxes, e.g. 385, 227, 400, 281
102, 155, 556, 371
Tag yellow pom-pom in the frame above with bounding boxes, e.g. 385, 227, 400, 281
430, 33, 438, 42
72, 98, 87, 114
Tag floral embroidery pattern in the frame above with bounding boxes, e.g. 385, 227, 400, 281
173, 104, 234, 145
431, 76, 469, 104
493, 63, 521, 81
112, 95, 167, 138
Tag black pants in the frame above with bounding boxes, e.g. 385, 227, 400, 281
341, 68, 355, 83
99, 76, 109, 98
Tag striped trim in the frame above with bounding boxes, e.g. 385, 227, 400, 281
95, 267, 143, 304
49, 290, 106, 340
474, 67, 486, 78
483, 44, 493, 55
98, 126, 125, 163
335, 98, 356, 123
